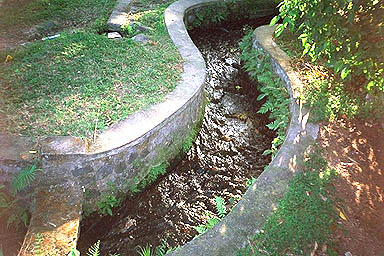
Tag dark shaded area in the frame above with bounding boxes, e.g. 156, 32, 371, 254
0, 217, 27, 256
78, 16, 274, 255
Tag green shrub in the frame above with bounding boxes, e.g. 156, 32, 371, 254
271, 0, 384, 116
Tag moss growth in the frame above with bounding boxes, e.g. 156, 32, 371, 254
128, 106, 205, 194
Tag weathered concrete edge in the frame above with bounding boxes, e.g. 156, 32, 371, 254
107, 0, 131, 32
18, 185, 83, 256
167, 25, 319, 256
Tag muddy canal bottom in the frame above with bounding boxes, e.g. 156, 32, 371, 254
78, 18, 274, 255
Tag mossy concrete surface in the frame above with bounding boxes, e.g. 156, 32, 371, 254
166, 24, 319, 256
18, 185, 83, 256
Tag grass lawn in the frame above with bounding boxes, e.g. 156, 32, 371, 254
0, 0, 182, 138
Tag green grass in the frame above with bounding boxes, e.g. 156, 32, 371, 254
0, 4, 182, 137
238, 147, 339, 256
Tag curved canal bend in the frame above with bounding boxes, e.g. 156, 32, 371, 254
78, 16, 275, 255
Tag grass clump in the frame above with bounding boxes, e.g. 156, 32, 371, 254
238, 147, 338, 256
0, 5, 182, 137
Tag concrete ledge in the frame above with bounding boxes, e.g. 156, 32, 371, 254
107, 0, 131, 31
18, 185, 83, 256
167, 25, 319, 256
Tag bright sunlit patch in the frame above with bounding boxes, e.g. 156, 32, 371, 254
220, 224, 226, 234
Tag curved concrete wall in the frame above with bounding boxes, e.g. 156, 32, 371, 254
0, 1, 207, 208
166, 13, 319, 256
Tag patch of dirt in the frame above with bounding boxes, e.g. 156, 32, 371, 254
319, 118, 384, 255
0, 0, 38, 50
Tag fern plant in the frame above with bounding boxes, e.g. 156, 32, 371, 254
0, 161, 39, 229
11, 161, 40, 195
136, 239, 176, 256
33, 233, 44, 256
194, 196, 228, 235
215, 196, 227, 219
87, 240, 100, 256
240, 29, 290, 157
70, 241, 119, 256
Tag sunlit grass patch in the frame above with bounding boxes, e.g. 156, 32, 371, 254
0, 6, 182, 137
238, 147, 339, 256
0, 0, 115, 34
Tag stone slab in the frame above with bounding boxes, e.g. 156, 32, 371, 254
107, 0, 131, 31
18, 185, 83, 256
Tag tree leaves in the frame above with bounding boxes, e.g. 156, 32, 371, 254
275, 0, 384, 92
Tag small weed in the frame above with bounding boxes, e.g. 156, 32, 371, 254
70, 241, 120, 256
33, 233, 43, 256
0, 162, 39, 228
245, 177, 257, 187
137, 238, 177, 256
96, 181, 122, 216
183, 129, 198, 153
144, 162, 169, 188
195, 196, 227, 235
138, 245, 152, 256
97, 194, 121, 216
86, 240, 100, 256
11, 161, 40, 195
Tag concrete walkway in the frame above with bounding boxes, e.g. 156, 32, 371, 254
18, 185, 82, 256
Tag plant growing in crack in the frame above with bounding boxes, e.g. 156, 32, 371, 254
96, 182, 122, 216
